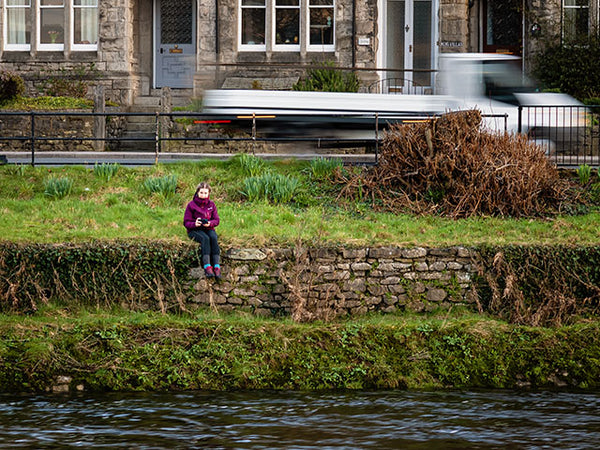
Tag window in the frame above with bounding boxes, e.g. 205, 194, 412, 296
2, 0, 97, 51
274, 0, 300, 50
308, 0, 334, 51
3, 0, 31, 50
72, 0, 98, 49
563, 0, 590, 42
240, 0, 266, 50
39, 0, 64, 49
239, 0, 335, 52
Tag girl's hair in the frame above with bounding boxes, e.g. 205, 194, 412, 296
195, 182, 211, 194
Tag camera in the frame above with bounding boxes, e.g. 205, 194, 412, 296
200, 218, 209, 225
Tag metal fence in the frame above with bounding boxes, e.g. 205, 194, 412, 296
518, 104, 600, 167
5, 106, 599, 168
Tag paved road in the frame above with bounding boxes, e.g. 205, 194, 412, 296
1, 151, 378, 167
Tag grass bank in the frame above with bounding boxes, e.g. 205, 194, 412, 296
2, 308, 599, 393
1, 159, 599, 247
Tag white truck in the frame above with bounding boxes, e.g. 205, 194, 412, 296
202, 53, 585, 150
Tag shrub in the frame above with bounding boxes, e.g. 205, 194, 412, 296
293, 62, 360, 93
0, 70, 26, 103
93, 162, 120, 181
44, 177, 74, 199
242, 173, 300, 204
532, 35, 600, 101
143, 174, 178, 197
336, 110, 575, 218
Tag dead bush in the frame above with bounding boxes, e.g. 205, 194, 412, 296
338, 110, 578, 218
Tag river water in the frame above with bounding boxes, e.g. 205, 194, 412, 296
0, 390, 599, 449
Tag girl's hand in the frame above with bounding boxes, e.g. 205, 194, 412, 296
195, 218, 202, 227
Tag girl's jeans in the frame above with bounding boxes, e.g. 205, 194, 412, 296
188, 229, 220, 267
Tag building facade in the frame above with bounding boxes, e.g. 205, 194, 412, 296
0, 0, 598, 106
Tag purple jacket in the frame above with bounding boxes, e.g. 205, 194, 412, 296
183, 195, 220, 232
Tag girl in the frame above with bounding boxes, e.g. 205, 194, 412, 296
183, 182, 221, 279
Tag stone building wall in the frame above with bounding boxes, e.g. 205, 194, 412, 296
186, 246, 478, 316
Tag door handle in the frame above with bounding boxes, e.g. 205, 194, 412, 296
160, 48, 163, 54
409, 44, 412, 52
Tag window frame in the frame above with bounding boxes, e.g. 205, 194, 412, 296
2, 0, 98, 52
562, 0, 591, 42
272, 0, 301, 51
3, 0, 32, 51
239, 0, 267, 51
38, 0, 65, 51
306, 0, 335, 52
71, 0, 98, 50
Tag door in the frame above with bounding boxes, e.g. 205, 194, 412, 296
154, 0, 196, 88
386, 0, 433, 93
482, 0, 522, 55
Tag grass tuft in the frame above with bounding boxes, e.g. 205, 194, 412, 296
143, 174, 178, 197
93, 162, 120, 181
43, 176, 73, 199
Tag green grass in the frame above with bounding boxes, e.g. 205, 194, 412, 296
0, 95, 93, 110
2, 305, 600, 391
1, 159, 599, 246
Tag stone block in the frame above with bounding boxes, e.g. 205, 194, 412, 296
415, 262, 429, 271
342, 248, 368, 259
388, 284, 406, 294
351, 262, 372, 271
233, 288, 255, 297
402, 247, 428, 259
369, 247, 403, 258
429, 261, 447, 271
226, 248, 267, 261
343, 278, 366, 292
427, 288, 448, 302
381, 276, 401, 285
310, 248, 339, 260
367, 284, 387, 296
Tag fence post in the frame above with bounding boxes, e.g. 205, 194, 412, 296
517, 106, 523, 134
375, 112, 379, 165
160, 87, 172, 155
93, 85, 106, 151
30, 112, 35, 167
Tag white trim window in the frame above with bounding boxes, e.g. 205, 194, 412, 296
3, 0, 31, 50
39, 0, 65, 50
72, 0, 98, 49
563, 0, 590, 41
2, 0, 98, 51
273, 0, 300, 51
307, 0, 334, 51
240, 0, 266, 50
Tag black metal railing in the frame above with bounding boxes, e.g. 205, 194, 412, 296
518, 104, 600, 167
0, 110, 513, 167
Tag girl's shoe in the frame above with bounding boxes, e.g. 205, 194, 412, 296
214, 267, 222, 279
204, 266, 215, 278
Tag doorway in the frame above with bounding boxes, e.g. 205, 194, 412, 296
154, 0, 196, 88
385, 0, 435, 93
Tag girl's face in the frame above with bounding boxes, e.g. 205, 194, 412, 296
197, 188, 210, 199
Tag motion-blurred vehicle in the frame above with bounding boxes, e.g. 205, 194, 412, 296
202, 53, 586, 151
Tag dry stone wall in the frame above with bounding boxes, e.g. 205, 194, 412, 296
186, 246, 478, 316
